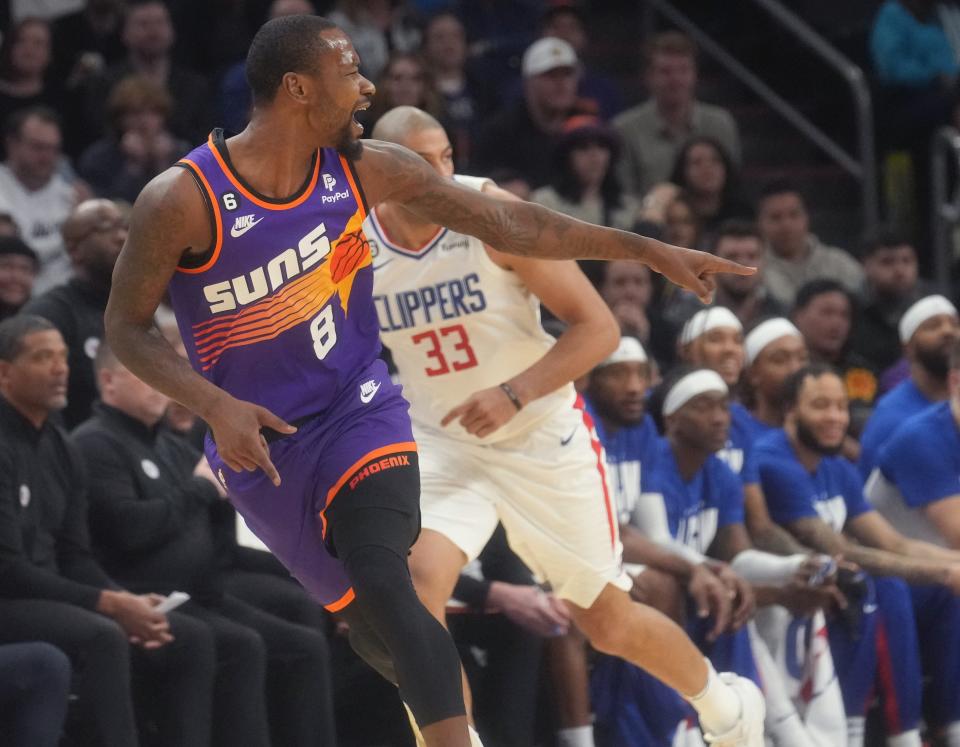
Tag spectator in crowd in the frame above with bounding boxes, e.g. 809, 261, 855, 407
756, 180, 865, 307
666, 137, 751, 238
539, 3, 623, 120
0, 18, 62, 132
851, 229, 929, 375
0, 314, 216, 747
0, 236, 38, 320
81, 0, 212, 147
79, 75, 189, 202
74, 341, 337, 747
0, 107, 88, 293
676, 309, 819, 558
0, 641, 71, 747
859, 294, 959, 477
51, 0, 127, 89
755, 364, 960, 747
472, 36, 585, 188
420, 11, 491, 170
638, 367, 845, 746
676, 308, 760, 480
530, 115, 640, 231
868, 338, 960, 547
710, 221, 786, 328
597, 259, 655, 349
662, 189, 700, 248
678, 307, 745, 390
362, 52, 444, 136
870, 0, 959, 149
584, 345, 734, 746
613, 31, 740, 196
660, 221, 787, 334
741, 318, 809, 437
865, 341, 960, 744
217, 0, 317, 135
791, 280, 877, 441
328, 0, 390, 82
23, 198, 126, 429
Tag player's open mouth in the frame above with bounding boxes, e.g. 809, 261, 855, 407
352, 102, 370, 132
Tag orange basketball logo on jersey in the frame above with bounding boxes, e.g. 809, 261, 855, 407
330, 231, 370, 284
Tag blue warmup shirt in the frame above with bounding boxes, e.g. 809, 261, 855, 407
583, 397, 660, 524
717, 402, 761, 485
869, 402, 960, 547
859, 379, 935, 479
642, 438, 745, 554
754, 429, 873, 532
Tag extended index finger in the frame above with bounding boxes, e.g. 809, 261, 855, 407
252, 434, 282, 486
441, 402, 469, 427
706, 255, 757, 277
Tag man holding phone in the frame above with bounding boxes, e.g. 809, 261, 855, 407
72, 338, 338, 747
0, 315, 215, 747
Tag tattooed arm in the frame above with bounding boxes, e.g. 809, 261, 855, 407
105, 168, 294, 486
787, 514, 960, 590
352, 141, 754, 302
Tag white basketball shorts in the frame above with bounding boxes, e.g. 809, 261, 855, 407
414, 394, 632, 609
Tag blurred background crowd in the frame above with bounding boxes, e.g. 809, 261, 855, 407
3, 0, 960, 746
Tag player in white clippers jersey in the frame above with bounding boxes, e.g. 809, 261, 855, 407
369, 106, 765, 747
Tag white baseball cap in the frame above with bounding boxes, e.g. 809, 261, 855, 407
522, 37, 578, 78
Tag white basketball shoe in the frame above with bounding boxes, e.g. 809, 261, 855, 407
702, 674, 765, 747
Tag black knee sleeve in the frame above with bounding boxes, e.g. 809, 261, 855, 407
344, 544, 465, 727
338, 605, 397, 685
324, 451, 464, 727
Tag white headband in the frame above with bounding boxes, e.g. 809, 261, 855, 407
663, 369, 728, 416
680, 307, 743, 345
744, 318, 803, 365
598, 336, 648, 368
898, 295, 957, 343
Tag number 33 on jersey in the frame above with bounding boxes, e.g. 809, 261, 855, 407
369, 174, 575, 444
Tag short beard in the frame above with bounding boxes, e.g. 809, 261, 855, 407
589, 392, 645, 428
795, 417, 843, 456
718, 282, 752, 302
916, 346, 950, 380
336, 130, 363, 160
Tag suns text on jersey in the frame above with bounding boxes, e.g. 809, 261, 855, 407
201, 222, 331, 314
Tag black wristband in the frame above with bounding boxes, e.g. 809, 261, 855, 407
499, 382, 523, 411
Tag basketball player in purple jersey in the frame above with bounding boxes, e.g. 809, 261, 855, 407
104, 16, 756, 747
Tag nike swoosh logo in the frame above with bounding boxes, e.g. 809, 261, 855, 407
230, 217, 264, 238
862, 603, 878, 614
360, 382, 380, 404
560, 425, 578, 446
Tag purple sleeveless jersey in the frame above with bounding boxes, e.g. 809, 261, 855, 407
167, 129, 381, 423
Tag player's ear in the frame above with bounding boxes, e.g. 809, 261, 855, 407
281, 72, 310, 104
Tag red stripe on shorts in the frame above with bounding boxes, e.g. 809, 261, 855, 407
574, 395, 617, 550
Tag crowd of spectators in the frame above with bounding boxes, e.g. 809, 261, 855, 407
3, 1, 960, 746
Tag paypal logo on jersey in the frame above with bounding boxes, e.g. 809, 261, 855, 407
374, 273, 486, 331
322, 173, 337, 191
321, 190, 350, 204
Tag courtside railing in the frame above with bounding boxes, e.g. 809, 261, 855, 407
643, 0, 878, 234
931, 126, 960, 295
